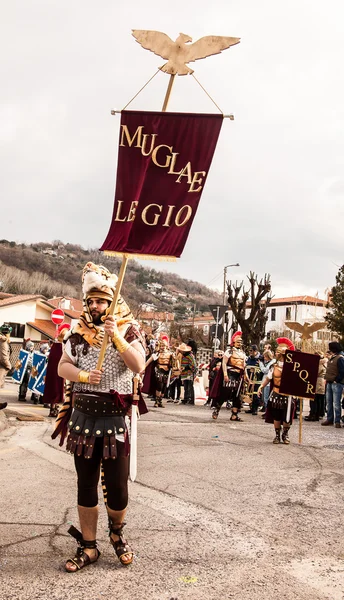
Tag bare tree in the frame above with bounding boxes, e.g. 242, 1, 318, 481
226, 272, 272, 347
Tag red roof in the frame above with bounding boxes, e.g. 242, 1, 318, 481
48, 297, 83, 311
0, 294, 44, 307
27, 319, 57, 340
46, 297, 82, 319
140, 311, 174, 321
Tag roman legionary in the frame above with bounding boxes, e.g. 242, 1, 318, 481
258, 337, 296, 445
42, 323, 70, 417
143, 335, 173, 407
53, 262, 146, 572
211, 331, 246, 421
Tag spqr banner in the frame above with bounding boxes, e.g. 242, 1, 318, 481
100, 110, 223, 259
279, 350, 320, 399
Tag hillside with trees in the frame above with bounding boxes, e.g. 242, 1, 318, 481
0, 240, 221, 317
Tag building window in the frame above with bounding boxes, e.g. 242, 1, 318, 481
286, 307, 291, 320
7, 322, 25, 338
271, 309, 276, 322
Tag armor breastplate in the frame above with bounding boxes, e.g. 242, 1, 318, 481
272, 362, 283, 391
72, 343, 133, 395
157, 351, 171, 370
228, 348, 245, 371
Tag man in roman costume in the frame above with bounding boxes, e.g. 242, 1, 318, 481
258, 337, 296, 444
54, 262, 146, 572
211, 331, 246, 421
143, 334, 173, 407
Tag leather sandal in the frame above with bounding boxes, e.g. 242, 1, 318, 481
65, 525, 100, 572
109, 522, 133, 566
230, 413, 243, 421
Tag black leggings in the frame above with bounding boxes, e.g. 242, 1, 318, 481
74, 438, 129, 510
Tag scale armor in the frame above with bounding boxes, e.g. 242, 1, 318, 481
72, 343, 133, 395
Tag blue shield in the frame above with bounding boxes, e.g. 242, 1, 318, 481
28, 352, 47, 392
32, 363, 47, 396
12, 350, 30, 384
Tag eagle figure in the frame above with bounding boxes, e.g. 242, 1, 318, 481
285, 321, 327, 341
132, 30, 240, 75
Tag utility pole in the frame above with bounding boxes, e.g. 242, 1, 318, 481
223, 263, 240, 305
222, 263, 240, 348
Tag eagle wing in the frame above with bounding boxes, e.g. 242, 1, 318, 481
306, 322, 327, 334
132, 30, 174, 60
285, 321, 305, 334
185, 35, 240, 63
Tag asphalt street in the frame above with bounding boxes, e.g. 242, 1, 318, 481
0, 381, 344, 600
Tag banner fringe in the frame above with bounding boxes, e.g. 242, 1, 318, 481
102, 250, 177, 262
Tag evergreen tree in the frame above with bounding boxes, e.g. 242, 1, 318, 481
325, 265, 344, 343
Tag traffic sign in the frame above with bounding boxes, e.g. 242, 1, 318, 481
51, 308, 65, 325
208, 305, 227, 322
210, 323, 224, 338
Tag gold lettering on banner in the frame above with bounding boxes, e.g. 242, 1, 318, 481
189, 171, 206, 193
176, 162, 192, 184
151, 145, 173, 168
162, 205, 176, 227
115, 200, 127, 222
293, 362, 301, 372
306, 382, 315, 394
120, 125, 144, 148
299, 369, 309, 382
142, 204, 163, 226
120, 125, 210, 192
285, 352, 293, 363
175, 205, 192, 227
141, 134, 158, 157
127, 201, 139, 222
168, 152, 180, 175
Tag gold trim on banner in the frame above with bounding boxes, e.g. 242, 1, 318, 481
103, 250, 177, 262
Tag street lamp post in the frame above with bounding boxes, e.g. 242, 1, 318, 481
222, 263, 240, 348
223, 263, 240, 305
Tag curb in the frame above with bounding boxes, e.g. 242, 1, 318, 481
0, 410, 7, 433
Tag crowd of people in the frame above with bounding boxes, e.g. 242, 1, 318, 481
0, 262, 343, 573
140, 331, 344, 445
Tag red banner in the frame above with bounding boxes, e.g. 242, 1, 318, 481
100, 110, 223, 259
279, 350, 320, 399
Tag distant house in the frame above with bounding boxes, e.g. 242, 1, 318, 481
140, 303, 157, 312
261, 295, 333, 342
0, 294, 81, 343
139, 311, 174, 334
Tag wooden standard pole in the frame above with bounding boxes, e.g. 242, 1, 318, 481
96, 254, 129, 370
299, 398, 303, 444
162, 74, 176, 112
96, 74, 176, 370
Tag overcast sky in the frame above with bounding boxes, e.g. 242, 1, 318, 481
2, 0, 343, 299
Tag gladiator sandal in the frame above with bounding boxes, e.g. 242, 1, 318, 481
153, 397, 159, 408
212, 407, 219, 420
65, 525, 100, 572
282, 427, 290, 445
109, 522, 133, 566
230, 411, 243, 422
273, 428, 281, 444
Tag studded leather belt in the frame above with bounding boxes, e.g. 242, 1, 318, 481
73, 393, 124, 417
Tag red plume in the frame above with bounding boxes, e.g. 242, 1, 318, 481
230, 331, 242, 346
57, 323, 71, 336
276, 337, 295, 351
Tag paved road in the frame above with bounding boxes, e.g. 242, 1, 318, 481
1, 382, 344, 600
